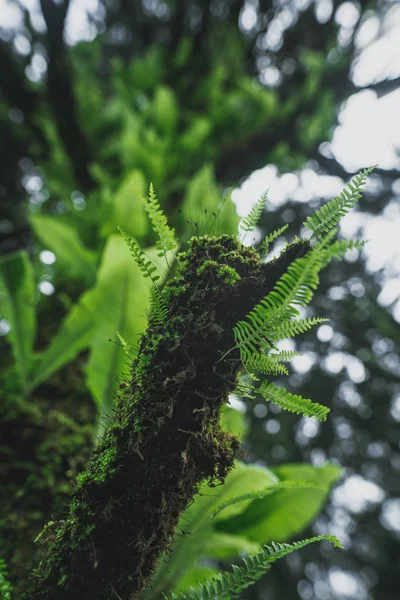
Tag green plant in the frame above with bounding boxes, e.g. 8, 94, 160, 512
0, 559, 13, 600
21, 167, 373, 599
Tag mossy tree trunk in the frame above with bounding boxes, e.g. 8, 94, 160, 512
24, 235, 309, 600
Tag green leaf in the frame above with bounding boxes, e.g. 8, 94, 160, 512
0, 251, 36, 390
85, 235, 168, 416
101, 169, 149, 240
215, 463, 342, 543
153, 86, 179, 135
28, 288, 97, 392
143, 461, 278, 598
181, 165, 239, 238
30, 215, 97, 283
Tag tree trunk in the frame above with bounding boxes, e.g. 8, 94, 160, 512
24, 234, 309, 600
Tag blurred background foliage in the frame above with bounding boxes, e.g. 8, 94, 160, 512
0, 0, 400, 598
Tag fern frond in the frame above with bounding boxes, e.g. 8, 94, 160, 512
258, 224, 289, 259
148, 286, 169, 326
244, 353, 289, 376
233, 379, 256, 399
270, 317, 328, 341
239, 191, 268, 236
223, 231, 335, 364
118, 227, 161, 287
256, 381, 329, 421
143, 183, 178, 259
165, 535, 342, 599
267, 350, 302, 362
304, 166, 375, 239
116, 331, 131, 357
319, 239, 367, 268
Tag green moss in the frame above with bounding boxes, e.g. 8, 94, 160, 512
0, 364, 95, 597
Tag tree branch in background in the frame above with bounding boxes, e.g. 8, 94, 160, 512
39, 0, 95, 192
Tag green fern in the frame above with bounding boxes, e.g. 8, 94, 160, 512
256, 381, 330, 422
270, 316, 328, 341
258, 224, 289, 259
143, 183, 178, 260
118, 227, 162, 288
267, 350, 302, 362
116, 331, 131, 357
164, 535, 342, 600
218, 231, 335, 365
319, 238, 367, 268
304, 166, 375, 240
147, 286, 169, 326
244, 353, 289, 376
239, 190, 268, 237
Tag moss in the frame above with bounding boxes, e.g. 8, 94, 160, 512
0, 361, 95, 597
22, 234, 304, 600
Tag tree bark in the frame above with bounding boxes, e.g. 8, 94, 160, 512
24, 234, 309, 600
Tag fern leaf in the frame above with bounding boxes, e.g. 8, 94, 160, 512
244, 353, 289, 376
116, 331, 131, 357
227, 232, 335, 363
270, 317, 328, 341
304, 166, 375, 239
267, 350, 302, 362
118, 227, 161, 287
256, 381, 330, 422
165, 535, 342, 599
319, 239, 367, 268
258, 224, 289, 259
239, 191, 268, 235
143, 183, 178, 258
148, 286, 169, 326
233, 382, 256, 399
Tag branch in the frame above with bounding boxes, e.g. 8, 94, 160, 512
22, 235, 306, 599
355, 75, 400, 98
39, 0, 95, 191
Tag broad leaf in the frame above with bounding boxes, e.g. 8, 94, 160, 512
215, 463, 342, 542
0, 251, 36, 390
28, 288, 97, 392
143, 462, 341, 599
143, 461, 278, 598
85, 235, 169, 415
101, 169, 149, 240
30, 215, 97, 283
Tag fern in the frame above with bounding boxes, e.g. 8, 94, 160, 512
116, 331, 131, 357
239, 190, 268, 237
143, 183, 178, 260
304, 166, 375, 239
256, 381, 330, 422
218, 231, 336, 365
319, 238, 367, 268
258, 224, 289, 259
119, 227, 162, 288
244, 353, 289, 376
267, 350, 302, 362
148, 286, 169, 326
164, 535, 342, 600
270, 316, 328, 341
